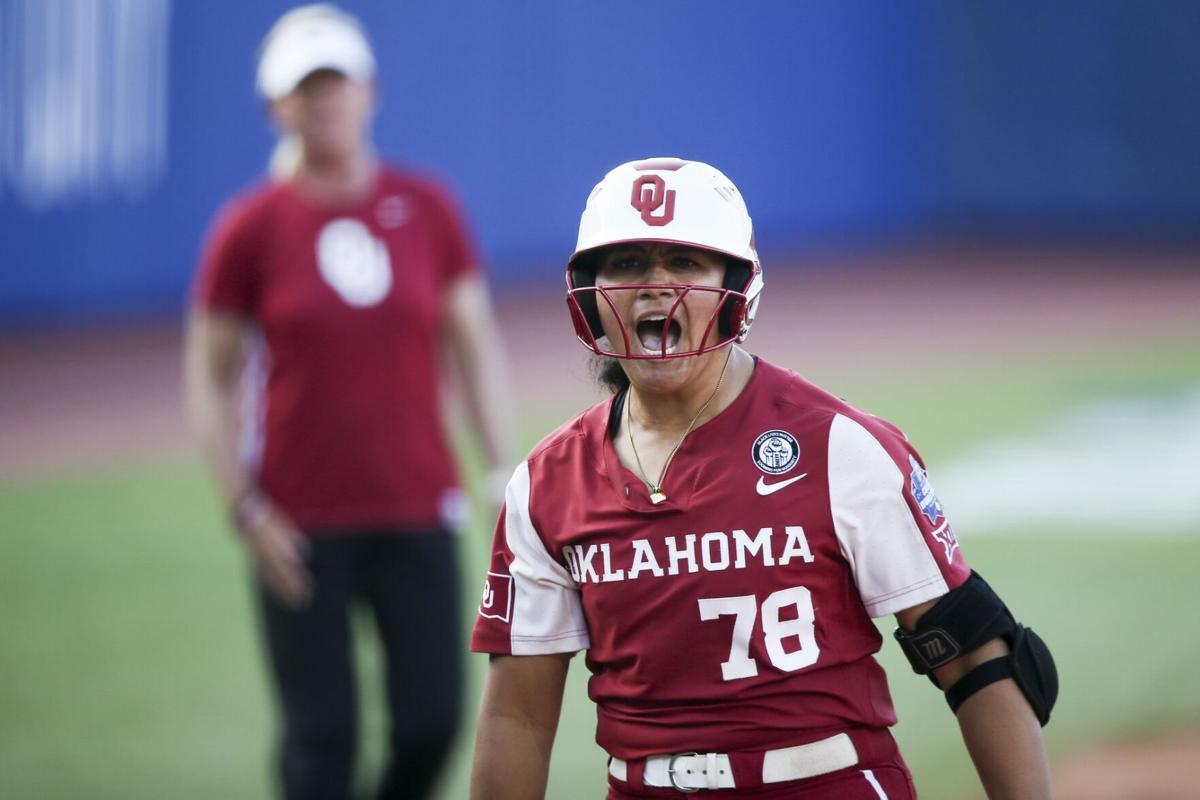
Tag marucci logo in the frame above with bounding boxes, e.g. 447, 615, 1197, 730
755, 473, 807, 496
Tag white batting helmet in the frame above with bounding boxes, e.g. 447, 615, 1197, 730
566, 157, 764, 359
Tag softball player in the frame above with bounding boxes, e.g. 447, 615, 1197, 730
470, 158, 1056, 798
184, 6, 512, 799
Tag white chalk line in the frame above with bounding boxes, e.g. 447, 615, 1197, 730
932, 384, 1200, 535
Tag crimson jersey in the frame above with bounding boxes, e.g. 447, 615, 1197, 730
193, 166, 478, 531
472, 359, 970, 759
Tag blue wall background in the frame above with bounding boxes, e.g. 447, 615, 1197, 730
2, 0, 1198, 325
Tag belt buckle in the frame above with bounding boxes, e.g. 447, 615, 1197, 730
667, 751, 701, 793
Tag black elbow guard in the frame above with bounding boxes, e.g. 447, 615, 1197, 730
893, 571, 1059, 726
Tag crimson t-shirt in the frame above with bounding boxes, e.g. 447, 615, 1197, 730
472, 359, 971, 758
193, 166, 477, 531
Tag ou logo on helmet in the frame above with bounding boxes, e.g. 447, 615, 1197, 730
630, 175, 676, 226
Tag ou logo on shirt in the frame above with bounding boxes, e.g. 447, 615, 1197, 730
316, 218, 393, 307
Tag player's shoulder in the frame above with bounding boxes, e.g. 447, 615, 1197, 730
227, 175, 295, 213
207, 177, 290, 235
823, 392, 909, 455
376, 162, 462, 209
753, 358, 908, 447
199, 179, 295, 261
525, 395, 612, 467
752, 358, 853, 418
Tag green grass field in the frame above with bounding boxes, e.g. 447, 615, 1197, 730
2, 335, 1197, 799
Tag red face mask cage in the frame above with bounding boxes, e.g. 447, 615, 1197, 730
565, 283, 748, 360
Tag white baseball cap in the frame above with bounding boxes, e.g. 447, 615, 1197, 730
256, 4, 375, 100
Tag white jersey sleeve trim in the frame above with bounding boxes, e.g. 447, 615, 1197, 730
828, 414, 948, 618
504, 461, 591, 655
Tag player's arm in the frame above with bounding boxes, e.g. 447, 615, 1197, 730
183, 308, 251, 505
895, 576, 1056, 800
471, 652, 571, 800
442, 274, 516, 504
183, 308, 310, 606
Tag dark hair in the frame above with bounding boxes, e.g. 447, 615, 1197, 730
591, 355, 630, 394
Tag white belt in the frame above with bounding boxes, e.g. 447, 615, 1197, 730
608, 732, 858, 792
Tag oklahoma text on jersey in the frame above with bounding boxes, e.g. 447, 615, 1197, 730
563, 525, 816, 584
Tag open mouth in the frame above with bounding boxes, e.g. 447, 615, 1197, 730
636, 315, 682, 355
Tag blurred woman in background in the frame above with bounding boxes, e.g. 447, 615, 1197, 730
184, 5, 513, 799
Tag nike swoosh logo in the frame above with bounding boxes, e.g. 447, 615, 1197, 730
755, 473, 808, 496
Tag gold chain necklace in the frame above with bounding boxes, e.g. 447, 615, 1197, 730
626, 347, 733, 505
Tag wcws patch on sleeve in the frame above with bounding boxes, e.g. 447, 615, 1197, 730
908, 454, 945, 525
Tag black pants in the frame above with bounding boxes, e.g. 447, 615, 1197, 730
257, 530, 463, 800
